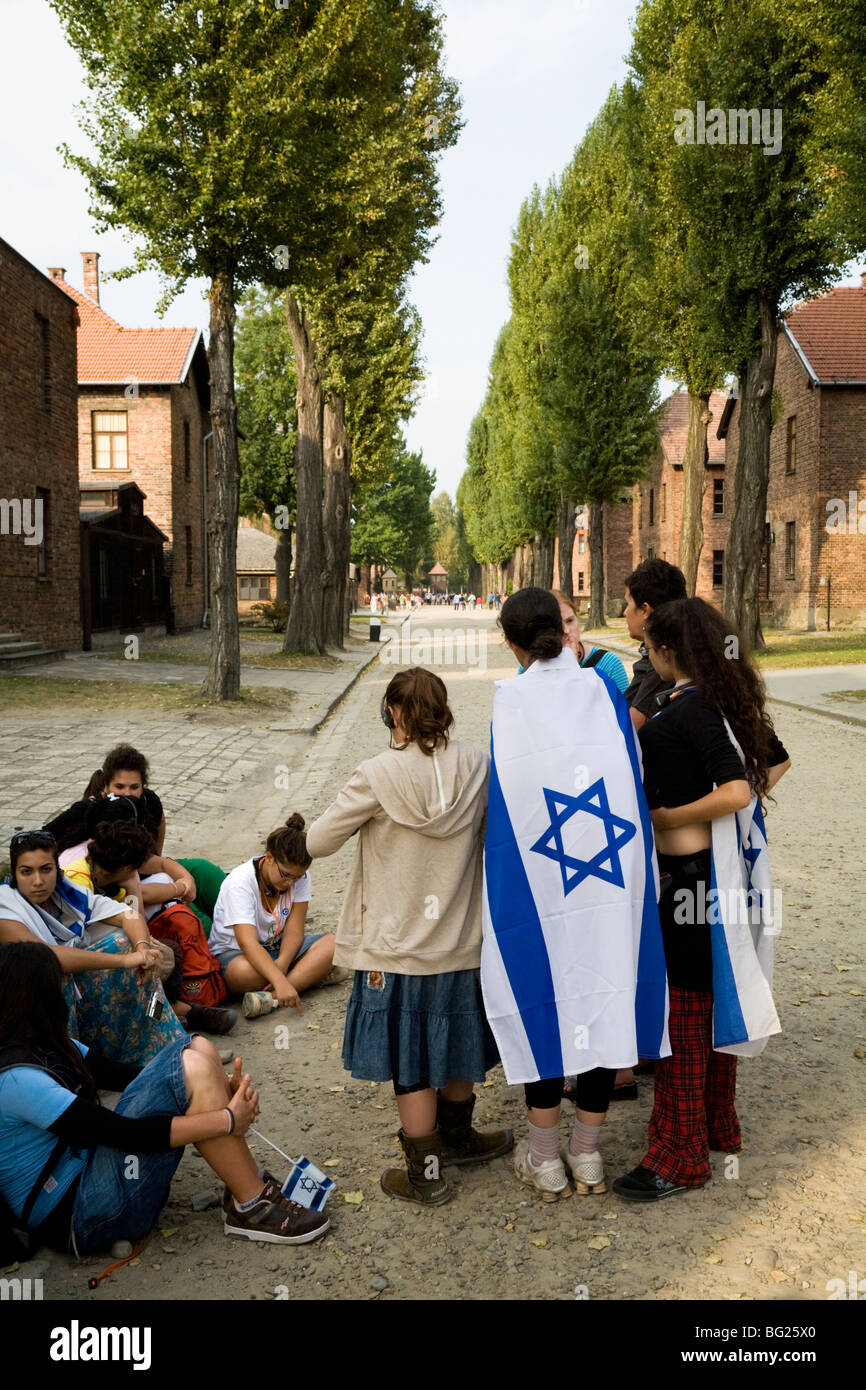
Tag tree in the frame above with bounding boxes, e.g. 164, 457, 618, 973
235, 287, 297, 600
350, 440, 434, 584
630, 0, 866, 644
51, 0, 380, 697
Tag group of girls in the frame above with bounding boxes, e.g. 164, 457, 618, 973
0, 575, 791, 1265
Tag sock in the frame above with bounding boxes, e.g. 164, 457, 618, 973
569, 1118, 603, 1157
233, 1185, 266, 1213
528, 1119, 560, 1166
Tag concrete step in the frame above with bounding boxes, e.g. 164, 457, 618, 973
0, 639, 44, 655
0, 647, 66, 669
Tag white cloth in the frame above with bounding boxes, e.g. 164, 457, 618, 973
708, 721, 782, 1057
481, 648, 670, 1084
209, 858, 311, 956
0, 876, 120, 949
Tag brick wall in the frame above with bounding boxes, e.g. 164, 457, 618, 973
77, 380, 206, 629
815, 383, 866, 626
0, 238, 81, 649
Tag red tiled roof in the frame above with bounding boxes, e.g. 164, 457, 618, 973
428, 562, 448, 575
658, 389, 729, 467
785, 278, 866, 383
54, 276, 200, 385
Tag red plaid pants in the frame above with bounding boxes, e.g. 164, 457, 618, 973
642, 986, 741, 1187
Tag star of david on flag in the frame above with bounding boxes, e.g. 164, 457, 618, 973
530, 778, 636, 894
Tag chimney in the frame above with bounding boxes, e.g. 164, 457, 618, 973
47, 267, 66, 283
82, 251, 100, 304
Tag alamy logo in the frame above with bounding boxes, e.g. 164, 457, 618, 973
0, 1276, 43, 1300
674, 103, 782, 156
49, 1320, 152, 1370
0, 498, 43, 546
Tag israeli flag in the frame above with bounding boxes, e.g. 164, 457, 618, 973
708, 721, 782, 1057
482, 648, 670, 1085
281, 1157, 335, 1211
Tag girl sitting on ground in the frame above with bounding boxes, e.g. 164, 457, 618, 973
64, 818, 237, 1037
44, 742, 168, 862
0, 942, 328, 1256
208, 816, 343, 1017
0, 831, 185, 1065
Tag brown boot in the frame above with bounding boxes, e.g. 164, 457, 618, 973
380, 1129, 452, 1205
437, 1094, 515, 1167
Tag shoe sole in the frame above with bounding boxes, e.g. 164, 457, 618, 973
514, 1167, 569, 1202
611, 1180, 688, 1202
223, 1217, 330, 1244
379, 1174, 452, 1205
573, 1178, 607, 1195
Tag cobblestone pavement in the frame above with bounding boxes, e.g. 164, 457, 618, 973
6, 609, 866, 1302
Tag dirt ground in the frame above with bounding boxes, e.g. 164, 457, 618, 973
6, 612, 865, 1302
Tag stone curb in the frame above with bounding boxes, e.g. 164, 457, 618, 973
303, 614, 413, 736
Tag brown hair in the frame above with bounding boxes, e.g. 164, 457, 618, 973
500, 587, 564, 662
82, 743, 151, 799
385, 668, 453, 756
551, 589, 579, 621
265, 812, 312, 870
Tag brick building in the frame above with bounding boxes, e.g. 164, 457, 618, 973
555, 501, 634, 616
47, 254, 211, 631
0, 236, 81, 653
634, 273, 866, 629
633, 388, 730, 596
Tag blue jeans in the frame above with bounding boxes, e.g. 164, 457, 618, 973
72, 1035, 192, 1254
215, 931, 326, 975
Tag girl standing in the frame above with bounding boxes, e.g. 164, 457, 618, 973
305, 668, 513, 1205
613, 597, 790, 1200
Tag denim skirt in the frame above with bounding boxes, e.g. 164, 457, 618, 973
342, 967, 500, 1089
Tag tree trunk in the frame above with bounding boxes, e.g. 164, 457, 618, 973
283, 291, 326, 654
679, 391, 711, 595
587, 497, 606, 628
533, 532, 555, 589
202, 266, 241, 701
274, 525, 292, 603
723, 294, 778, 650
557, 495, 576, 592
322, 393, 351, 648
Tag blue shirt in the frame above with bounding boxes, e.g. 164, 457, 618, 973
580, 645, 630, 695
0, 1040, 90, 1225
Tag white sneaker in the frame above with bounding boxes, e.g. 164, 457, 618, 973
320, 966, 351, 987
513, 1138, 569, 1201
561, 1144, 606, 1194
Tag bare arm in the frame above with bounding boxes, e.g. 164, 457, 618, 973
0, 917, 154, 975
766, 757, 791, 792
630, 707, 649, 732
651, 779, 752, 831
275, 900, 309, 968
234, 921, 287, 994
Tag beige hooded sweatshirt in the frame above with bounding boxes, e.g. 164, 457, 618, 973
305, 738, 489, 975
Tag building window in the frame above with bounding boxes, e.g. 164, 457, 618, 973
661, 483, 667, 522
786, 416, 797, 474
183, 420, 191, 483
713, 477, 725, 515
577, 535, 585, 554
35, 313, 51, 411
35, 487, 50, 578
647, 545, 655, 560
239, 574, 271, 601
785, 521, 795, 579
92, 412, 128, 470
649, 488, 655, 526
712, 550, 724, 588
185, 526, 193, 586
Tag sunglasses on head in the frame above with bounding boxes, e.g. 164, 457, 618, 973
10, 830, 55, 851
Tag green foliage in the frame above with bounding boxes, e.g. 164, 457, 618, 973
350, 439, 434, 583
235, 286, 297, 523
250, 600, 291, 632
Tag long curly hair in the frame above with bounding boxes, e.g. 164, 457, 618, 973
644, 598, 775, 798
384, 668, 453, 756
0, 942, 97, 1103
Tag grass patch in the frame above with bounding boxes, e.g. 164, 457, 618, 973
753, 631, 866, 668
0, 675, 294, 721
827, 688, 866, 702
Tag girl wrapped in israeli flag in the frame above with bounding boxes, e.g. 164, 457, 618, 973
613, 597, 791, 1201
483, 588, 670, 1201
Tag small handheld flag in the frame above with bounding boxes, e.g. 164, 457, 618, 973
249, 1127, 335, 1211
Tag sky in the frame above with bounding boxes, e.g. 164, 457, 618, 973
3, 1, 861, 502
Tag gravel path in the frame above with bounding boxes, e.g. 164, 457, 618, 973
10, 611, 865, 1302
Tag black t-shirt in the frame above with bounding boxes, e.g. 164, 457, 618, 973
638, 687, 789, 810
624, 646, 674, 717
43, 788, 164, 854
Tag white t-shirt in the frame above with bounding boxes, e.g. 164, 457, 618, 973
208, 857, 312, 957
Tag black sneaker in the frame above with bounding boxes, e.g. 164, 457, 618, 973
184, 1004, 239, 1035
612, 1165, 694, 1201
224, 1191, 329, 1244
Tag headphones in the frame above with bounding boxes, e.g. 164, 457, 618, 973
380, 696, 395, 729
